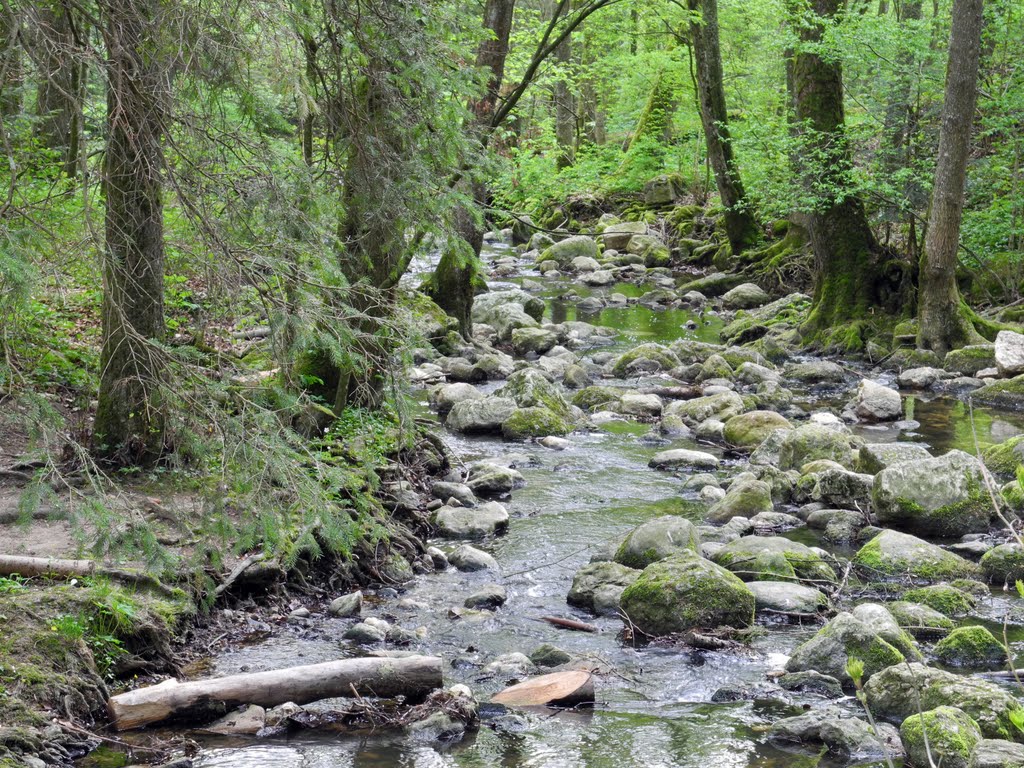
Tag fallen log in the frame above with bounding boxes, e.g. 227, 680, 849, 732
538, 615, 599, 633
108, 655, 443, 731
0, 554, 177, 597
491, 671, 594, 708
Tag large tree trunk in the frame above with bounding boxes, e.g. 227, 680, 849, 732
34, 0, 85, 176
917, 0, 985, 355
789, 0, 888, 341
427, 0, 516, 337
553, 3, 574, 169
688, 0, 759, 253
93, 0, 168, 466
0, 4, 21, 120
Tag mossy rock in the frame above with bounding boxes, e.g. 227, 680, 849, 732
678, 272, 745, 297
496, 369, 574, 421
981, 543, 1024, 585
706, 476, 774, 523
900, 706, 982, 768
571, 385, 625, 412
619, 551, 755, 636
853, 530, 983, 582
614, 516, 701, 569
934, 626, 1007, 670
983, 436, 1024, 476
501, 406, 571, 441
778, 424, 860, 471
538, 235, 599, 268
945, 344, 996, 376
903, 584, 977, 617
887, 600, 955, 639
711, 535, 836, 584
722, 411, 792, 450
611, 343, 680, 378
785, 611, 905, 684
664, 391, 746, 426
974, 375, 1024, 411
567, 561, 641, 615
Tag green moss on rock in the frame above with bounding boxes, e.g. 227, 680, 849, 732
903, 584, 977, 617
900, 706, 982, 768
934, 626, 1007, 670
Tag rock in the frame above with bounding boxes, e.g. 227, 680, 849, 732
778, 424, 859, 470
582, 269, 615, 286
433, 502, 510, 539
872, 449, 994, 537
711, 535, 836, 584
502, 406, 571, 440
769, 708, 902, 760
464, 584, 507, 610
663, 390, 745, 426
328, 591, 363, 618
785, 610, 907, 684
426, 546, 449, 570
983, 436, 1024, 475
648, 448, 720, 471
777, 671, 844, 698
749, 510, 802, 531
497, 369, 574, 419
569, 256, 600, 273
447, 396, 517, 434
851, 602, 922, 659
981, 543, 1024, 584
852, 379, 903, 422
946, 344, 997, 376
857, 442, 933, 474
679, 271, 745, 297
812, 468, 874, 510
707, 476, 774, 523
345, 621, 388, 644
887, 600, 954, 638
610, 343, 680, 378
864, 662, 1024, 740
786, 360, 847, 384
747, 580, 827, 615
903, 583, 977, 616
901, 706, 982, 768
539, 435, 571, 450
567, 561, 641, 615
853, 530, 982, 581
529, 644, 572, 668
974, 374, 1024, 410
511, 327, 557, 356
614, 516, 701, 569
722, 282, 770, 309
970, 739, 1024, 768
431, 482, 476, 507
206, 704, 266, 735
601, 220, 647, 250
722, 411, 792, 450
432, 383, 484, 415
619, 392, 663, 417
467, 462, 525, 496
539, 235, 599, 269
618, 551, 755, 636
899, 366, 946, 389
472, 289, 544, 340
449, 544, 498, 572
934, 626, 1007, 669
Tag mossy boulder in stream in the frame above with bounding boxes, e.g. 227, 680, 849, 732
945, 344, 997, 376
538, 235, 599, 268
611, 343, 680, 378
446, 396, 517, 434
722, 411, 793, 450
785, 610, 906, 684
872, 450, 995, 537
778, 424, 860, 470
619, 551, 755, 636
572, 385, 625, 412
614, 516, 702, 569
983, 436, 1024, 475
981, 543, 1024, 585
711, 535, 836, 584
903, 584, 977, 616
664, 390, 745, 426
887, 601, 955, 638
900, 706, 983, 768
934, 626, 1007, 669
853, 530, 983, 581
496, 369, 574, 420
707, 476, 774, 523
501, 406, 571, 441
974, 375, 1024, 411
567, 561, 641, 616
864, 662, 1024, 740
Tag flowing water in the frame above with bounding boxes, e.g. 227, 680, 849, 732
186, 244, 1024, 768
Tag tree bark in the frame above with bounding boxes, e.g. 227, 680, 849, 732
553, 3, 574, 169
108, 656, 444, 730
918, 0, 985, 355
788, 0, 887, 341
0, 4, 21, 120
93, 0, 168, 466
33, 0, 85, 176
688, 0, 759, 253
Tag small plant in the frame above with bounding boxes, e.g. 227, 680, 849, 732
0, 576, 27, 594
847, 657, 897, 768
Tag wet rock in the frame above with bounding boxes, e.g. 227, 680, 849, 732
619, 392, 663, 417
539, 235, 599, 269
615, 516, 703, 571
497, 369, 574, 419
206, 704, 266, 735
747, 580, 827, 615
433, 501, 509, 539
812, 467, 874, 510
511, 327, 557, 356
777, 671, 844, 698
850, 602, 922, 659
902, 583, 977, 616
447, 396, 518, 434
981, 543, 1024, 584
568, 561, 641, 615
857, 442, 933, 474
619, 551, 755, 636
970, 739, 1024, 768
569, 256, 600, 273
539, 435, 571, 450
696, 354, 734, 383
464, 584, 507, 610
785, 610, 907, 684
769, 708, 902, 760
778, 424, 860, 470
610, 343, 680, 378
973, 374, 1024, 409
934, 626, 1006, 669
749, 511, 802, 532
901, 706, 982, 768
449, 544, 498, 572
426, 546, 449, 570
853, 530, 982, 581
945, 344, 997, 376
707, 476, 774, 523
722, 282, 770, 309
467, 462, 525, 496
851, 379, 903, 422
873, 449, 994, 537
886, 600, 954, 638
711, 535, 836, 584
502, 406, 571, 441
529, 644, 572, 668
694, 418, 726, 442
432, 383, 484, 416
663, 390, 745, 426
582, 269, 616, 286
659, 414, 692, 438
786, 360, 847, 384
679, 271, 744, 297
898, 366, 946, 389
648, 448, 720, 471
484, 652, 535, 677
345, 620, 389, 644
722, 411, 792, 450
864, 662, 1024, 740
701, 485, 727, 503
328, 591, 363, 618
431, 482, 477, 507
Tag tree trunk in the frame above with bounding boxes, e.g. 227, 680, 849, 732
688, 0, 759, 253
0, 4, 21, 120
108, 656, 444, 730
93, 0, 168, 466
788, 0, 887, 342
428, 0, 516, 337
918, 0, 985, 355
34, 0, 85, 176
553, 3, 574, 169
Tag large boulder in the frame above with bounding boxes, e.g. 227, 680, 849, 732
857, 442, 933, 474
778, 424, 860, 470
611, 343, 680, 378
722, 283, 770, 309
502, 407, 571, 441
723, 411, 793, 450
496, 369, 574, 420
466, 461, 525, 496
996, 331, 1024, 377
853, 530, 982, 581
945, 344, 997, 376
769, 708, 902, 761
472, 290, 544, 341
933, 626, 1007, 669
600, 220, 647, 251
431, 383, 484, 416
511, 327, 557, 356
433, 502, 509, 538
786, 360, 847, 384
872, 450, 994, 537
664, 391, 746, 426
711, 535, 836, 584
785, 610, 907, 684
618, 551, 755, 636
900, 706, 983, 768
538, 235, 599, 269
747, 581, 828, 615
970, 739, 1024, 768
567, 561, 641, 616
707, 476, 774, 523
974, 375, 1024, 411
447, 396, 517, 434
864, 662, 1024, 741
614, 516, 701, 569
851, 379, 903, 422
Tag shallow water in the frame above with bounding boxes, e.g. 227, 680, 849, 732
190, 245, 1024, 768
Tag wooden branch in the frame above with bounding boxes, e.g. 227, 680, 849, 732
491, 670, 594, 707
0, 554, 177, 597
108, 656, 444, 730
538, 615, 599, 633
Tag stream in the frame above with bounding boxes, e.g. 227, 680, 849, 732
187, 242, 1024, 768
